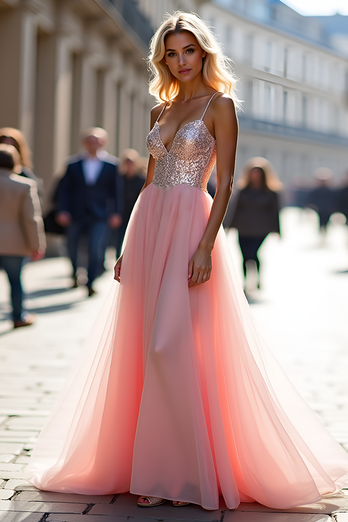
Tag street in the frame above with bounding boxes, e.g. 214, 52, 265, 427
0, 207, 348, 522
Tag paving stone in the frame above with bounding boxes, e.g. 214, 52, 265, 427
225, 514, 331, 521
0, 513, 42, 522
15, 455, 31, 464
0, 455, 14, 463
89, 492, 222, 519
16, 490, 114, 503
235, 492, 348, 514
0, 430, 39, 440
0, 490, 15, 500
0, 463, 24, 471
46, 513, 137, 522
335, 515, 348, 521
0, 499, 88, 513
4, 479, 37, 491
0, 443, 23, 455
0, 471, 33, 479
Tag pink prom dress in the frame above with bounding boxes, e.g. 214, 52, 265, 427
27, 93, 348, 510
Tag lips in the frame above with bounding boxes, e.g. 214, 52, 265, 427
179, 68, 191, 74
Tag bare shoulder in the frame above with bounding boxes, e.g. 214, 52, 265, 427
212, 93, 237, 120
150, 102, 166, 126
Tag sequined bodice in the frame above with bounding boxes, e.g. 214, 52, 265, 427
146, 97, 218, 192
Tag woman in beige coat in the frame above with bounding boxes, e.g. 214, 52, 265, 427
0, 144, 46, 328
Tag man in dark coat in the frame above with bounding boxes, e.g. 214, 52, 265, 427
56, 128, 123, 296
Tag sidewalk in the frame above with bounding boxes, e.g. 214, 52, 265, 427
0, 207, 348, 522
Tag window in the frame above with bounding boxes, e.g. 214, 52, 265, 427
284, 47, 288, 78
283, 90, 288, 123
302, 96, 307, 128
265, 41, 272, 72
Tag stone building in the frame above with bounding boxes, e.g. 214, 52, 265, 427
2, 0, 348, 189
136, 0, 348, 183
0, 0, 154, 188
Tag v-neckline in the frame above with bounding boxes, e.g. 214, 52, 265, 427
155, 120, 214, 155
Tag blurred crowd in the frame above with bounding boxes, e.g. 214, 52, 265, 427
1, 124, 348, 327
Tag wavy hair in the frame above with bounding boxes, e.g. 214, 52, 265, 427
0, 127, 33, 169
238, 157, 283, 192
148, 11, 240, 106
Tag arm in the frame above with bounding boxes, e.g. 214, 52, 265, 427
56, 165, 73, 226
20, 181, 46, 257
188, 95, 238, 287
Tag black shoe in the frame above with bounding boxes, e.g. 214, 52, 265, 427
87, 286, 96, 297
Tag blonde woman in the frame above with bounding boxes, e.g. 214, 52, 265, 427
27, 12, 348, 511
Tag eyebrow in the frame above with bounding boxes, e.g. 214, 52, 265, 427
165, 43, 196, 52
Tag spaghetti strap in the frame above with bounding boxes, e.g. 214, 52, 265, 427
200, 92, 220, 120
156, 103, 168, 123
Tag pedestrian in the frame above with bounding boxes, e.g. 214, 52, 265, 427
0, 127, 43, 195
55, 127, 123, 296
27, 11, 348, 511
0, 144, 45, 328
337, 170, 348, 224
307, 168, 335, 237
226, 157, 281, 291
112, 148, 145, 257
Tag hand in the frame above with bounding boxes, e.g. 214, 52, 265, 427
188, 245, 212, 288
56, 211, 72, 227
31, 249, 45, 261
108, 214, 122, 229
114, 255, 123, 282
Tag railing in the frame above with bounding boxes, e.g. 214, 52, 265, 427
107, 0, 154, 46
238, 114, 348, 147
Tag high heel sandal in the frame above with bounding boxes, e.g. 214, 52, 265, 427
173, 500, 190, 507
137, 496, 165, 507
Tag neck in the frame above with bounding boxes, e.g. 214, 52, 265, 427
176, 75, 208, 102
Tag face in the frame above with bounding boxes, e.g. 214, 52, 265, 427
83, 135, 105, 156
249, 168, 264, 188
164, 31, 206, 83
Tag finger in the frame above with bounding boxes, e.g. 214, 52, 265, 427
188, 259, 193, 280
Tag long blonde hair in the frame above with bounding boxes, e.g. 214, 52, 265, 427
238, 157, 283, 192
0, 127, 33, 169
148, 11, 240, 106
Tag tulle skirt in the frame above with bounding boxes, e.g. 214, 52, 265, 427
26, 183, 348, 510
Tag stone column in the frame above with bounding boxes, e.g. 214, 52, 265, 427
0, 6, 37, 148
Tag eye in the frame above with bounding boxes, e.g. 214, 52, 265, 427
186, 48, 194, 54
167, 52, 176, 58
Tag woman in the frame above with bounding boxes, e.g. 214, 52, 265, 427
27, 12, 348, 510
0, 144, 45, 328
227, 157, 282, 291
0, 127, 40, 184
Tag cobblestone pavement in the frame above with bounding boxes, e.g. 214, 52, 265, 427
0, 207, 348, 522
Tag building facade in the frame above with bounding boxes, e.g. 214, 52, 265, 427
0, 0, 154, 188
1, 0, 348, 189
136, 0, 348, 183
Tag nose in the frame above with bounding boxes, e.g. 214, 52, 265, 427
178, 53, 186, 66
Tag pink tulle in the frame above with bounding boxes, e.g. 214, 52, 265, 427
27, 184, 348, 510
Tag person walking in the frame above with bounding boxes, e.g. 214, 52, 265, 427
0, 144, 45, 328
307, 168, 335, 237
56, 127, 123, 296
226, 157, 281, 291
27, 12, 348, 511
113, 149, 145, 257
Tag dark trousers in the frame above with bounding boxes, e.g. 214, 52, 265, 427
67, 220, 107, 286
0, 255, 25, 321
238, 235, 267, 275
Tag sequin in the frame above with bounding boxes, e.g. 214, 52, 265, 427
146, 112, 216, 193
